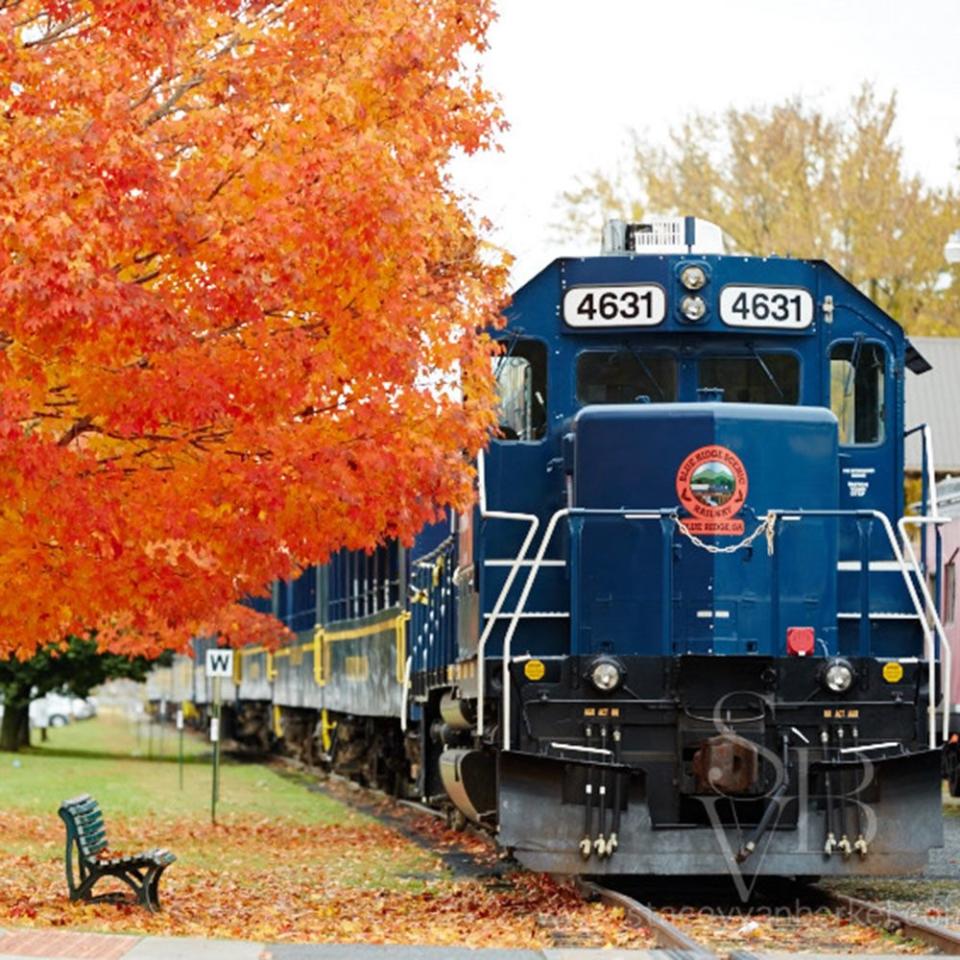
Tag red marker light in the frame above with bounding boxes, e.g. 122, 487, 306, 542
786, 627, 815, 657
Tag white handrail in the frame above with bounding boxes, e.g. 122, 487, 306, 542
498, 505, 947, 752
775, 508, 942, 749
475, 450, 539, 739
500, 508, 669, 751
864, 511, 936, 748
898, 515, 953, 742
502, 508, 570, 751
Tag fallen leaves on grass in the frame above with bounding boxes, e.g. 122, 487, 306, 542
0, 813, 651, 948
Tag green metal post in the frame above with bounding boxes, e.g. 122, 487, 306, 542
177, 707, 184, 791
211, 677, 221, 824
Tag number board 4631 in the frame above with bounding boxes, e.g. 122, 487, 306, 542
563, 284, 666, 328
719, 285, 814, 330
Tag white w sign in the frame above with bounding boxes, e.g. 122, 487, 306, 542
205, 649, 234, 678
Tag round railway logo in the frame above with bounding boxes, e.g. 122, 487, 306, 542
676, 445, 748, 521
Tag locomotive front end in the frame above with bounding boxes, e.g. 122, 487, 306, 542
476, 219, 946, 881
497, 399, 940, 877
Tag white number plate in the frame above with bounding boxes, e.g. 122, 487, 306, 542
563, 284, 665, 328
719, 285, 813, 329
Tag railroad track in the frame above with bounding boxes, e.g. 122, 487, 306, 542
273, 753, 960, 956
576, 878, 713, 955
582, 877, 960, 957
813, 887, 960, 955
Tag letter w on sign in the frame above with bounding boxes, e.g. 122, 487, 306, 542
205, 649, 234, 678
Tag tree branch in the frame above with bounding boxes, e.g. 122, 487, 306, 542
57, 417, 100, 447
22, 11, 90, 49
141, 73, 205, 129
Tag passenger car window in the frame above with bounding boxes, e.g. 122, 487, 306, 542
698, 354, 800, 404
576, 350, 677, 404
493, 338, 547, 441
830, 341, 885, 444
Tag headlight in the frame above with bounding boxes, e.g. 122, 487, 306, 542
589, 658, 622, 693
680, 294, 707, 322
823, 658, 854, 693
680, 264, 707, 290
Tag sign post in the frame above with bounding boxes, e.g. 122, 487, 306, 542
176, 707, 185, 790
204, 648, 234, 824
158, 697, 166, 757
211, 676, 221, 822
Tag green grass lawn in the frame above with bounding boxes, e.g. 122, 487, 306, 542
0, 711, 353, 823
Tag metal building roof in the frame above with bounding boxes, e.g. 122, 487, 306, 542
905, 336, 960, 473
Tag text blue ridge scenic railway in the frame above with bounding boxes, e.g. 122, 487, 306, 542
149, 216, 954, 883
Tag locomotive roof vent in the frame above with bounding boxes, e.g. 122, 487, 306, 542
601, 216, 726, 256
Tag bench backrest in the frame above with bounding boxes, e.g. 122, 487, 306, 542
59, 794, 107, 858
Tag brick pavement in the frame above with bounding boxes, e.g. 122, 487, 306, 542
0, 930, 138, 960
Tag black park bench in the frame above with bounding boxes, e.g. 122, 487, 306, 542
58, 794, 176, 912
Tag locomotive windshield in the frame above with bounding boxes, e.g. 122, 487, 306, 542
698, 353, 800, 404
576, 350, 677, 404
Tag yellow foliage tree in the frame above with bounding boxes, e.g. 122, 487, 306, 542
558, 85, 960, 334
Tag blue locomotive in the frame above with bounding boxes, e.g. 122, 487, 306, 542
152, 217, 951, 881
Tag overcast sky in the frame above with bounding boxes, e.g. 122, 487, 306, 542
451, 0, 960, 283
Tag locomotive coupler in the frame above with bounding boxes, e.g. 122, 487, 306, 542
692, 733, 760, 794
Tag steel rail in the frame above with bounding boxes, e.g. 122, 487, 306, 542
816, 888, 960, 955
576, 879, 717, 957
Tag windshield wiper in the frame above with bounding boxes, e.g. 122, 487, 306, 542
493, 328, 522, 379
840, 332, 866, 398
748, 343, 784, 401
621, 343, 666, 401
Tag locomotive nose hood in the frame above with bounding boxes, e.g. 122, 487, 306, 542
570, 402, 839, 658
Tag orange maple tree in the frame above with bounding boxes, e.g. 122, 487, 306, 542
0, 0, 507, 659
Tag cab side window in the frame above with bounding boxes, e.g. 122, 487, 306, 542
830, 341, 885, 444
493, 338, 547, 441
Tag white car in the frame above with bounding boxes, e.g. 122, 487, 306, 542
28, 693, 97, 728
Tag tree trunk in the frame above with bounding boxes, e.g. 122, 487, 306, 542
0, 701, 29, 752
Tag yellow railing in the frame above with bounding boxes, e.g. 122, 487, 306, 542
232, 610, 410, 689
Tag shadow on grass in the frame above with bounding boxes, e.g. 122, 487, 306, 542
21, 746, 214, 764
